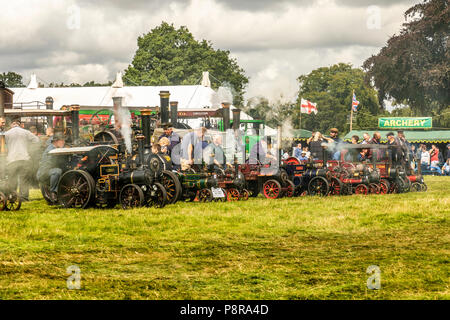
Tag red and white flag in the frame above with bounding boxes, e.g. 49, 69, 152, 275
301, 98, 318, 114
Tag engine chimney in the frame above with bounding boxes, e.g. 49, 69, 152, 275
232, 108, 241, 130
46, 96, 54, 128
221, 102, 231, 131
135, 134, 145, 167
159, 91, 170, 125
170, 101, 178, 128
140, 108, 152, 148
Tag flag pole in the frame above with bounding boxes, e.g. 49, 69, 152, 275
350, 90, 354, 132
299, 101, 302, 131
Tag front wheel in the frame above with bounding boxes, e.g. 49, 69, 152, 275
5, 191, 22, 211
263, 179, 282, 199
308, 176, 329, 196
227, 188, 241, 201
198, 188, 213, 202
146, 183, 167, 208
120, 184, 145, 209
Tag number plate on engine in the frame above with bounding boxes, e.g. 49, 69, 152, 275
211, 187, 225, 198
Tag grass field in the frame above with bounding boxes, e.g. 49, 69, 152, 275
0, 176, 448, 300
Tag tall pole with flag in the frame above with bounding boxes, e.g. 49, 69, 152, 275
299, 101, 302, 130
350, 90, 354, 132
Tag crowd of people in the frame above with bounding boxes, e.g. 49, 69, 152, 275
291, 128, 450, 176
2, 119, 449, 203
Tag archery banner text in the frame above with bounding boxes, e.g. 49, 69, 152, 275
378, 117, 432, 129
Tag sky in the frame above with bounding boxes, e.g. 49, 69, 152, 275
0, 0, 419, 104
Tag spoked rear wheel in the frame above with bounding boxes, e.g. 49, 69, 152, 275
120, 184, 145, 209
146, 183, 167, 208
57, 170, 95, 209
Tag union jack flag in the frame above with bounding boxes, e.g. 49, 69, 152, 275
352, 92, 359, 112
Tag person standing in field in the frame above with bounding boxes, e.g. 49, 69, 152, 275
309, 132, 325, 160
5, 118, 40, 201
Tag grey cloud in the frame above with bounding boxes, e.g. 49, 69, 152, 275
0, 0, 414, 101
335, 0, 418, 7
77, 0, 188, 11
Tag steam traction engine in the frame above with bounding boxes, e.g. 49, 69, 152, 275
49, 141, 167, 209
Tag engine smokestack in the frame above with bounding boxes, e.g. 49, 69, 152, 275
159, 91, 170, 125
140, 108, 152, 148
170, 101, 178, 128
136, 134, 145, 167
70, 104, 80, 145
232, 108, 241, 130
46, 96, 54, 128
221, 102, 231, 131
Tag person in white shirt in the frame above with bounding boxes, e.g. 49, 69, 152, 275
5, 119, 40, 201
420, 147, 430, 166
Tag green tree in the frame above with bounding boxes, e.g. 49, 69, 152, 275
293, 63, 381, 135
363, 0, 449, 115
124, 22, 249, 106
0, 72, 25, 87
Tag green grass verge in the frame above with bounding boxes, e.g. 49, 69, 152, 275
0, 176, 448, 300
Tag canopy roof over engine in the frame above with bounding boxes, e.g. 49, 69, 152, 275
343, 130, 450, 144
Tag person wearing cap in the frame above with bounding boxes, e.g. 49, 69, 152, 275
158, 123, 180, 155
386, 132, 402, 164
36, 133, 67, 202
298, 151, 308, 161
5, 118, 40, 201
324, 128, 343, 160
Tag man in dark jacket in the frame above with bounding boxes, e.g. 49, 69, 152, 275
158, 123, 180, 155
36, 134, 67, 202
